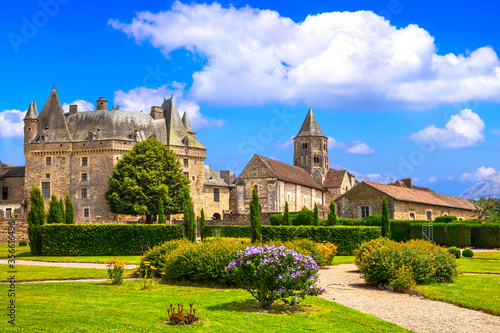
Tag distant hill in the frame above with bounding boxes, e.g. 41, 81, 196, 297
330, 163, 398, 184
459, 172, 500, 200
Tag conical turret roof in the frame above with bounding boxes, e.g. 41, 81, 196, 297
24, 101, 38, 119
182, 111, 195, 134
36, 87, 72, 142
294, 108, 327, 138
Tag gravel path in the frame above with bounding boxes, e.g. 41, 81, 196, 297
0, 259, 138, 270
318, 264, 500, 333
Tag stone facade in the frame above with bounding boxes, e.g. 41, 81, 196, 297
203, 165, 232, 220
0, 164, 26, 219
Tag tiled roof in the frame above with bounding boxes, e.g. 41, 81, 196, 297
364, 181, 478, 211
256, 155, 325, 191
324, 169, 347, 188
0, 166, 25, 178
392, 179, 432, 192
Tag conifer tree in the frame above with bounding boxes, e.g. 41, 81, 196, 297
183, 187, 196, 242
381, 197, 390, 238
157, 198, 165, 224
47, 194, 63, 223
64, 193, 75, 224
250, 186, 262, 243
327, 199, 338, 226
27, 185, 45, 255
313, 203, 319, 226
200, 208, 206, 242
59, 198, 65, 223
284, 201, 291, 226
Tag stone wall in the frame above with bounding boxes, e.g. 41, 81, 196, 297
393, 201, 480, 220
203, 184, 230, 220
0, 175, 26, 218
0, 219, 28, 243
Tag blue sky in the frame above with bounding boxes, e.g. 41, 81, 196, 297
1, 0, 499, 196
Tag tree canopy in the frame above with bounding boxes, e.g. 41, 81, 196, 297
105, 138, 189, 222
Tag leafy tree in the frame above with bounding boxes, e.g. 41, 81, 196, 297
183, 186, 196, 242
157, 198, 165, 224
64, 193, 75, 224
313, 203, 319, 226
250, 186, 262, 243
327, 199, 338, 226
284, 201, 291, 226
381, 197, 390, 238
27, 185, 45, 255
47, 194, 63, 224
105, 138, 189, 223
472, 196, 500, 219
200, 208, 206, 241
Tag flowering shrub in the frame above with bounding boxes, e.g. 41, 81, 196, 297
268, 239, 337, 266
105, 258, 126, 285
225, 245, 323, 307
138, 239, 192, 278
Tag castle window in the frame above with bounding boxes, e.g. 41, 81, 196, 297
361, 206, 370, 218
409, 213, 415, 220
46, 156, 51, 166
82, 173, 88, 182
214, 188, 220, 202
303, 197, 306, 205
426, 211, 432, 221
287, 193, 291, 202
83, 208, 89, 218
82, 157, 88, 166
183, 159, 189, 167
191, 176, 196, 182
45, 174, 50, 180
302, 142, 308, 149
81, 188, 88, 199
183, 172, 189, 178
2, 187, 8, 200
42, 182, 50, 199
6, 208, 12, 219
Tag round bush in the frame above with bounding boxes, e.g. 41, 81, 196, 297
462, 248, 474, 258
447, 246, 461, 259
139, 239, 192, 278
18, 240, 28, 246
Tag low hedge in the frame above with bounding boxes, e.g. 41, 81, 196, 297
409, 223, 471, 248
471, 224, 500, 248
204, 225, 251, 238
40, 224, 184, 256
435, 216, 458, 223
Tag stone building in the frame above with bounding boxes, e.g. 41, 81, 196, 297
22, 87, 224, 222
336, 181, 482, 220
0, 162, 25, 219
323, 169, 357, 201
203, 165, 233, 220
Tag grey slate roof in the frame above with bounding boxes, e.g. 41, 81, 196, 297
24, 101, 38, 120
162, 97, 205, 149
35, 88, 72, 142
0, 166, 25, 178
294, 108, 327, 139
182, 112, 195, 135
204, 165, 231, 187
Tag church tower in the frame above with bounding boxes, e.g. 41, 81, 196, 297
293, 108, 329, 185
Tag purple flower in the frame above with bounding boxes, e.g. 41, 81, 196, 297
310, 275, 315, 281
278, 274, 282, 279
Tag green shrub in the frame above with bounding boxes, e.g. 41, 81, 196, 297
270, 214, 284, 226
471, 224, 500, 248
389, 265, 415, 291
363, 214, 383, 226
40, 224, 184, 256
204, 225, 251, 238
435, 216, 458, 223
105, 258, 126, 285
355, 238, 457, 286
447, 246, 461, 259
18, 240, 28, 247
292, 209, 315, 226
267, 238, 336, 266
138, 239, 192, 278
390, 221, 411, 242
462, 248, 474, 258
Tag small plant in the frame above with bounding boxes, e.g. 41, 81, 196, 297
166, 303, 199, 325
462, 248, 474, 258
141, 260, 158, 290
105, 258, 126, 285
18, 240, 28, 246
447, 246, 461, 259
389, 266, 415, 291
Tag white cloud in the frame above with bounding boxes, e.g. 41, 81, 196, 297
446, 175, 456, 181
113, 84, 224, 128
328, 137, 346, 149
410, 109, 485, 149
62, 100, 95, 112
0, 109, 26, 138
272, 136, 294, 149
109, 2, 500, 110
345, 141, 375, 154
461, 166, 496, 181
428, 176, 438, 183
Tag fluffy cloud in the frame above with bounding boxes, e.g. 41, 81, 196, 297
109, 2, 500, 109
428, 176, 438, 183
328, 137, 375, 154
410, 109, 485, 149
62, 100, 95, 112
0, 109, 26, 138
272, 136, 294, 149
461, 166, 496, 181
113, 85, 224, 128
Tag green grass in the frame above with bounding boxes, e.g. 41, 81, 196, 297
472, 251, 500, 260
2, 281, 411, 332
415, 275, 500, 316
457, 258, 500, 274
332, 256, 355, 265
0, 244, 142, 264
0, 264, 136, 282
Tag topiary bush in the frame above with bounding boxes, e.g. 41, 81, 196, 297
462, 248, 474, 258
447, 246, 461, 259
18, 240, 28, 246
435, 216, 458, 223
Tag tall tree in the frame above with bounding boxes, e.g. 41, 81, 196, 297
183, 186, 196, 242
327, 199, 338, 226
105, 138, 189, 223
284, 201, 291, 226
381, 197, 390, 238
64, 193, 75, 224
59, 198, 65, 223
250, 186, 262, 243
47, 194, 63, 224
27, 185, 45, 255
313, 203, 319, 226
200, 208, 206, 242
157, 198, 165, 224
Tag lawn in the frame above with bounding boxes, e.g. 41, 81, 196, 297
2, 281, 412, 332
0, 264, 136, 282
457, 258, 500, 274
415, 275, 500, 316
332, 256, 355, 265
0, 244, 142, 264
472, 251, 500, 260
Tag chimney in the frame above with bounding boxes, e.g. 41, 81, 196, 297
150, 106, 164, 120
402, 178, 412, 189
69, 104, 78, 116
96, 97, 108, 111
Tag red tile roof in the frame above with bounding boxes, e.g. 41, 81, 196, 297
324, 169, 347, 188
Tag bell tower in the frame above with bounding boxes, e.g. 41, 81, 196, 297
293, 108, 329, 185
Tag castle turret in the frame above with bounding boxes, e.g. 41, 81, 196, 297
23, 100, 38, 148
96, 97, 108, 111
293, 108, 329, 185
182, 112, 196, 138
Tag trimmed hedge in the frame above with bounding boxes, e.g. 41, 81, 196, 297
390, 221, 411, 242
40, 224, 184, 256
435, 216, 458, 223
204, 225, 251, 238
471, 224, 500, 248
409, 223, 471, 248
